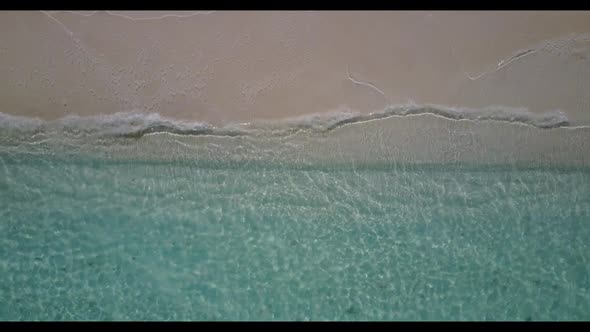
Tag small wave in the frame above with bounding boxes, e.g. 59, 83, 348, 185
0, 112, 213, 138
331, 104, 570, 130
0, 104, 571, 140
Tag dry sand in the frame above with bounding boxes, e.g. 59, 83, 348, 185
1, 11, 590, 125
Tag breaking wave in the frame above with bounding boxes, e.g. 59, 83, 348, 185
0, 104, 571, 140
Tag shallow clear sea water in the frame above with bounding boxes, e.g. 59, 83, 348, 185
1, 152, 589, 321
1, 111, 590, 321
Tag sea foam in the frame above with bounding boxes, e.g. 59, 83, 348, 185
0, 103, 571, 140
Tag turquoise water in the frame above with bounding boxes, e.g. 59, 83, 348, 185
1, 110, 590, 321
1, 151, 589, 320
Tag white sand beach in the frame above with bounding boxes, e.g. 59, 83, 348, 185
1, 11, 590, 126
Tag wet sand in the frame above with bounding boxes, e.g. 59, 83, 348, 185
1, 11, 590, 125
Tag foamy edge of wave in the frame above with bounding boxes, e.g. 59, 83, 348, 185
0, 104, 572, 139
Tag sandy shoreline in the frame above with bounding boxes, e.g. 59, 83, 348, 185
1, 11, 590, 126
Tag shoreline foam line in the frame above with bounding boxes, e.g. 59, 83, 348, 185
0, 104, 575, 139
